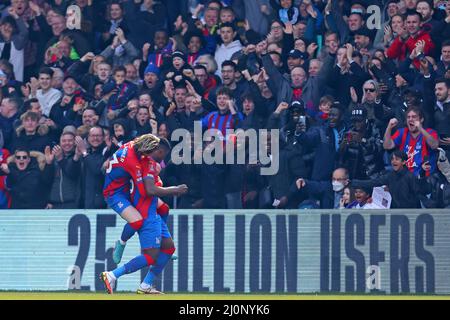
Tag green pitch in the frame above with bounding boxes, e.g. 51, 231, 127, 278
1, 292, 450, 300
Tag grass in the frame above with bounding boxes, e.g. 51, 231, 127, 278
1, 292, 450, 300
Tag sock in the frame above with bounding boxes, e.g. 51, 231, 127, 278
157, 203, 170, 224
120, 223, 136, 243
143, 248, 175, 286
112, 254, 154, 279
120, 219, 143, 243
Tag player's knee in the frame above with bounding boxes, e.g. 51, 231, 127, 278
142, 249, 159, 263
142, 248, 159, 263
129, 219, 143, 231
157, 202, 170, 216
161, 247, 176, 255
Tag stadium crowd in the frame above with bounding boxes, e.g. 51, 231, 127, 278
0, 0, 450, 210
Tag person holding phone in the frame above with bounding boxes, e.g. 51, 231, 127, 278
338, 105, 385, 180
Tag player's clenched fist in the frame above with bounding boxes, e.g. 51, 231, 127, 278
176, 184, 188, 196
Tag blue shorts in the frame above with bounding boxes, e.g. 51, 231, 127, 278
138, 215, 171, 249
105, 192, 132, 215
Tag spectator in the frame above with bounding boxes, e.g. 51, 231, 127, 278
214, 22, 243, 77
0, 8, 28, 82
100, 27, 139, 68
338, 186, 354, 209
339, 105, 385, 180
351, 150, 427, 208
345, 185, 373, 209
48, 131, 81, 209
26, 67, 62, 117
0, 147, 55, 209
295, 102, 347, 181
386, 11, 435, 70
423, 78, 450, 158
0, 96, 20, 150
383, 107, 439, 177
290, 168, 351, 209
76, 126, 108, 209
11, 110, 52, 153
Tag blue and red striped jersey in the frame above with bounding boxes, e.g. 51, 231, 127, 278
103, 142, 158, 219
201, 111, 243, 139
391, 127, 438, 177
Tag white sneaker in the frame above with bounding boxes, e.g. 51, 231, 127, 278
100, 271, 116, 294
136, 284, 164, 294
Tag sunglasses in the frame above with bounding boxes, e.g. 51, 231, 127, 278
364, 88, 376, 92
16, 155, 29, 160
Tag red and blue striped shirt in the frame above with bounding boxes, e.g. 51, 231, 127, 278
391, 127, 438, 177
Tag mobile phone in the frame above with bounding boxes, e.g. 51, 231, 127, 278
298, 116, 306, 126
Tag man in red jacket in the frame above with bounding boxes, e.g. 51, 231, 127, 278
386, 11, 435, 69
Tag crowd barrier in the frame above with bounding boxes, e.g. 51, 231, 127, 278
0, 209, 448, 293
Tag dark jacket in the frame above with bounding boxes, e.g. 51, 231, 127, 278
352, 168, 426, 208
48, 152, 81, 208
338, 121, 385, 179
4, 151, 54, 209
296, 122, 346, 181
80, 144, 108, 209
0, 112, 19, 150
288, 179, 342, 209
10, 124, 53, 153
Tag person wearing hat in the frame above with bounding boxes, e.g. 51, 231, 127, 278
141, 62, 162, 94
287, 49, 307, 71
353, 27, 375, 64
338, 105, 385, 180
171, 51, 186, 71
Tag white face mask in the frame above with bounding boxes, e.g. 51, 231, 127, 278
332, 181, 345, 192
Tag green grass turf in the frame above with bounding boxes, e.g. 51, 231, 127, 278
1, 292, 450, 300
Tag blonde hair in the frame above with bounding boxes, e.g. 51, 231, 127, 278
133, 134, 161, 154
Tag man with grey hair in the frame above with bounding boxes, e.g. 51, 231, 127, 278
349, 79, 393, 133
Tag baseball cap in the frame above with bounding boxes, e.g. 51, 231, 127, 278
288, 49, 308, 60
350, 106, 368, 121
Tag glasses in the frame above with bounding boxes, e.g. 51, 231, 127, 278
16, 155, 29, 160
364, 88, 376, 92
271, 26, 282, 31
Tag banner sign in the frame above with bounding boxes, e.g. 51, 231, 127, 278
0, 210, 449, 293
